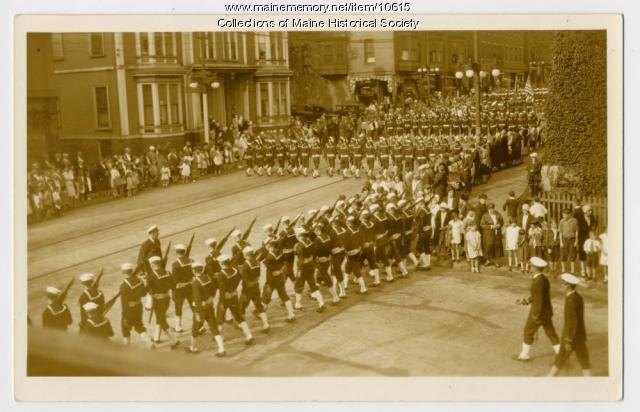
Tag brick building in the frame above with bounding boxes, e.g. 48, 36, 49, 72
27, 32, 292, 163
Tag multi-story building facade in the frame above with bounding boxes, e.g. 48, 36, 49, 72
27, 32, 292, 162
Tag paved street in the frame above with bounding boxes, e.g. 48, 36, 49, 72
27, 166, 608, 376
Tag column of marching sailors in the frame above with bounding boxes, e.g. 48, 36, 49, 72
40, 190, 591, 376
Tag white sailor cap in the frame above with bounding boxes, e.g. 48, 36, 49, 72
174, 244, 186, 252
320, 205, 330, 213
522, 203, 530, 210
148, 255, 162, 264
205, 238, 217, 247
217, 254, 231, 263
147, 224, 159, 234
346, 215, 355, 221
560, 273, 582, 285
294, 227, 306, 235
398, 199, 407, 208
262, 224, 273, 232
361, 210, 371, 217
530, 152, 538, 158
83, 302, 99, 312
242, 246, 254, 254
192, 260, 204, 269
439, 202, 448, 209
529, 256, 547, 268
335, 200, 345, 208
369, 204, 380, 212
120, 263, 135, 272
386, 203, 396, 211
46, 286, 61, 296
308, 209, 318, 216
231, 229, 242, 238
415, 197, 424, 203
79, 273, 95, 283
281, 216, 290, 222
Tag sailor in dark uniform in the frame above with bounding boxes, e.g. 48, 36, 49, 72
147, 255, 180, 348
261, 232, 296, 322
80, 302, 114, 340
293, 226, 327, 312
359, 209, 381, 286
329, 210, 348, 298
137, 224, 162, 276
372, 203, 393, 282
311, 139, 322, 178
239, 246, 271, 333
513, 257, 561, 361
77, 272, 105, 331
344, 215, 368, 294
313, 220, 340, 304
325, 137, 337, 177
215, 254, 255, 344
187, 260, 226, 356
170, 244, 193, 333
42, 286, 73, 331
119, 262, 154, 347
548, 273, 592, 376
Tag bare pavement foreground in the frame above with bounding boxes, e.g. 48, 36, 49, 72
26, 166, 608, 376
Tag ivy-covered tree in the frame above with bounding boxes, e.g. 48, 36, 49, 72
543, 30, 607, 196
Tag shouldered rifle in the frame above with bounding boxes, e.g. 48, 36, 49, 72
92, 267, 105, 290
161, 241, 172, 268
241, 217, 257, 242
56, 278, 75, 306
185, 232, 196, 258
216, 226, 236, 253
273, 217, 283, 234
102, 292, 121, 316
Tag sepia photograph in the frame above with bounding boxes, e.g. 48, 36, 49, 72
11, 11, 624, 402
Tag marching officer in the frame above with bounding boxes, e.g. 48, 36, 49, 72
275, 139, 286, 176
254, 140, 265, 176
365, 138, 377, 177
299, 140, 311, 177
187, 260, 226, 356
351, 136, 364, 178
170, 244, 193, 333
42, 286, 73, 330
513, 256, 561, 362
338, 138, 350, 178
325, 137, 337, 177
548, 273, 592, 377
287, 139, 299, 176
137, 225, 162, 276
119, 262, 154, 347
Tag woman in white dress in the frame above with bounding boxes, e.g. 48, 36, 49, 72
62, 167, 77, 207
599, 229, 608, 283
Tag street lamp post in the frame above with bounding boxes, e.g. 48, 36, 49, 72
189, 71, 220, 144
472, 30, 481, 136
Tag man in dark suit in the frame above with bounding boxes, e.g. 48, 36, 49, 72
474, 193, 488, 227
502, 190, 520, 221
137, 225, 162, 276
548, 273, 591, 376
480, 203, 504, 266
516, 203, 534, 234
513, 257, 561, 361
577, 205, 598, 277
432, 203, 451, 260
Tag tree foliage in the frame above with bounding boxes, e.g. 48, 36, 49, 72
543, 30, 607, 196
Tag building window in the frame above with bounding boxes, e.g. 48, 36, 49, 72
205, 32, 216, 59
140, 33, 149, 56
257, 32, 267, 60
364, 39, 375, 64
258, 83, 269, 117
158, 84, 169, 125
223, 33, 238, 61
336, 45, 345, 64
93, 86, 111, 129
279, 82, 287, 116
89, 33, 105, 57
169, 84, 179, 124
142, 84, 153, 128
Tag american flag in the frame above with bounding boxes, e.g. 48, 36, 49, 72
524, 74, 534, 98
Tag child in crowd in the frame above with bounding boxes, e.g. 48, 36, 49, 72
528, 221, 544, 258
180, 157, 192, 184
517, 228, 528, 273
160, 164, 171, 187
504, 219, 520, 271
125, 169, 134, 197
599, 228, 608, 283
448, 211, 464, 263
543, 219, 560, 274
465, 224, 482, 273
213, 147, 224, 176
583, 230, 601, 280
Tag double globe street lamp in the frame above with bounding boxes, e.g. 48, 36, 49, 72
189, 73, 220, 144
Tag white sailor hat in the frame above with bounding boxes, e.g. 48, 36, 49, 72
529, 256, 547, 268
386, 203, 396, 211
307, 209, 318, 217
320, 205, 330, 213
398, 199, 407, 208
192, 260, 204, 269
335, 200, 345, 208
231, 229, 243, 238
205, 238, 217, 247
281, 216, 290, 222
46, 286, 61, 296
147, 224, 159, 234
346, 215, 355, 221
262, 224, 273, 232
386, 194, 395, 201
217, 254, 231, 263
79, 273, 95, 283
242, 246, 254, 255
560, 273, 582, 285
148, 255, 162, 264
439, 202, 448, 209
522, 203, 530, 210
369, 204, 380, 212
294, 227, 306, 235
174, 244, 186, 252
361, 210, 371, 217
530, 152, 538, 158
83, 302, 99, 312
415, 196, 424, 203
120, 263, 135, 272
